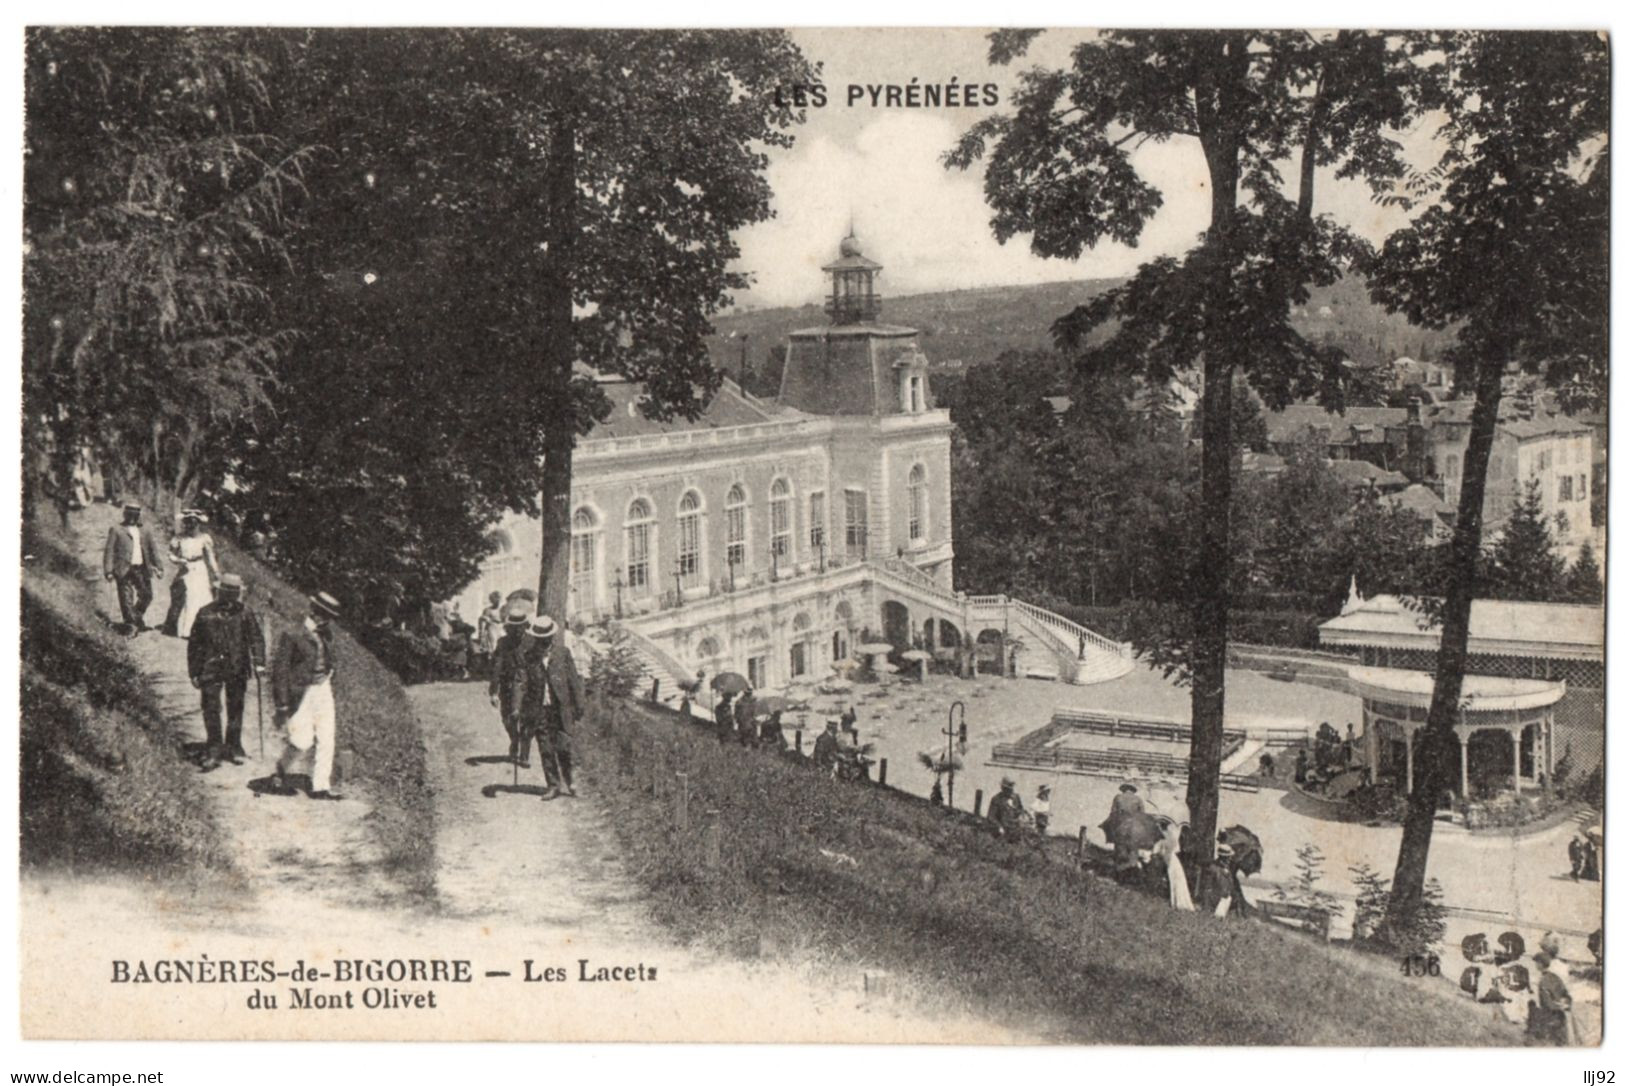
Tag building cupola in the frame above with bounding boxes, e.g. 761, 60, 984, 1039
823, 229, 883, 325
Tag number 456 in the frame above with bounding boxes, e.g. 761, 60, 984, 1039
1402, 954, 1441, 977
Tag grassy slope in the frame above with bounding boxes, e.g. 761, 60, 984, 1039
21, 517, 232, 878
20, 510, 437, 900
576, 698, 1516, 1046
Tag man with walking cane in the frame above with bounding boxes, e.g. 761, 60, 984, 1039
186, 573, 266, 771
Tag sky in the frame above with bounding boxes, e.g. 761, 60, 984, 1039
728, 28, 1440, 310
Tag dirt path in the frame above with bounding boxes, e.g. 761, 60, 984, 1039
24, 505, 1028, 1042
66, 503, 400, 913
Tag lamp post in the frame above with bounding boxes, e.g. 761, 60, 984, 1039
612, 567, 625, 619
944, 700, 967, 810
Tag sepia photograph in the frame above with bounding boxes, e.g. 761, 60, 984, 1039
12, 23, 1608, 1054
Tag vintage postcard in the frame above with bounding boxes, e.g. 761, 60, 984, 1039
16, 26, 1606, 1047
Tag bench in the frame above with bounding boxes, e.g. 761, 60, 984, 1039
1253, 899, 1332, 941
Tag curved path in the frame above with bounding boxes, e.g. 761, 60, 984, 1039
23, 504, 1027, 1041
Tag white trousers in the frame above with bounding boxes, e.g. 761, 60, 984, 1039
285, 676, 336, 792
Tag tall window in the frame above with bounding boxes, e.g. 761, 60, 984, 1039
1560, 476, 1575, 502
625, 499, 653, 596
770, 478, 792, 560
909, 374, 925, 413
808, 491, 826, 553
570, 508, 598, 607
907, 463, 927, 542
677, 490, 702, 579
844, 489, 867, 559
725, 484, 747, 568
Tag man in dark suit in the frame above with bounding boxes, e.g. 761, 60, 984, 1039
518, 614, 585, 799
102, 501, 163, 634
486, 597, 533, 765
187, 573, 266, 770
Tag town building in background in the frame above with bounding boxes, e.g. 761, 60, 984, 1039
450, 233, 1136, 693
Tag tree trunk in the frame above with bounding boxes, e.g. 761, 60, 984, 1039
536, 116, 579, 624
1187, 356, 1234, 864
1185, 41, 1244, 865
1385, 351, 1507, 922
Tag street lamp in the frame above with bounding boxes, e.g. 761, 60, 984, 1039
943, 700, 967, 809
611, 566, 625, 619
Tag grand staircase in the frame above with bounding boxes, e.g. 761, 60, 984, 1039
589, 560, 1137, 701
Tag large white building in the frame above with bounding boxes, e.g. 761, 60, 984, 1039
451, 232, 1134, 694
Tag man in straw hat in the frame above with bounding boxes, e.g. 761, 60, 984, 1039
519, 614, 584, 799
102, 500, 163, 635
271, 591, 344, 800
187, 573, 266, 770
488, 594, 534, 765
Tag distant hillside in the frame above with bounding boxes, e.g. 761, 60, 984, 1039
709, 274, 1456, 381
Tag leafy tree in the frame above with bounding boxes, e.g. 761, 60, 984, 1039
949, 30, 1434, 859
1365, 31, 1608, 920
1566, 541, 1603, 604
1481, 479, 1567, 601
221, 31, 813, 620
22, 28, 312, 522
478, 31, 818, 623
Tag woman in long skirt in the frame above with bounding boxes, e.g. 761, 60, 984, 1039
1158, 820, 1196, 911
169, 510, 220, 638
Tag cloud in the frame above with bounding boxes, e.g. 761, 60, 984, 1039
730, 104, 1430, 310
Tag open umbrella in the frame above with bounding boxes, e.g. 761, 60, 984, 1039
711, 671, 750, 695
901, 648, 932, 683
858, 642, 894, 656
755, 695, 790, 715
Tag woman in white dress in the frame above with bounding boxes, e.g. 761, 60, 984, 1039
169, 510, 220, 638
1157, 819, 1196, 912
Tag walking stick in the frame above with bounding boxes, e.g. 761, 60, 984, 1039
254, 666, 265, 761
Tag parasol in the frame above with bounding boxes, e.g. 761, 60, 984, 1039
711, 671, 750, 695
857, 642, 894, 656
754, 695, 790, 715
900, 648, 932, 683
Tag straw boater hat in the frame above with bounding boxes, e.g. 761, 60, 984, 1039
309, 591, 342, 619
122, 500, 143, 513
1119, 782, 1138, 794
503, 596, 533, 625
527, 614, 558, 639
181, 508, 207, 523
217, 573, 243, 595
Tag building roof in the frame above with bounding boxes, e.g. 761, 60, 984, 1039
1385, 483, 1449, 520
1326, 459, 1409, 488
1319, 593, 1603, 660
585, 376, 783, 441
1344, 666, 1566, 713
1264, 404, 1407, 445
1425, 399, 1593, 440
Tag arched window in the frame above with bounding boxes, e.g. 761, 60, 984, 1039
770, 477, 792, 561
677, 490, 702, 580
725, 484, 747, 568
625, 498, 653, 597
570, 508, 599, 607
907, 463, 927, 541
